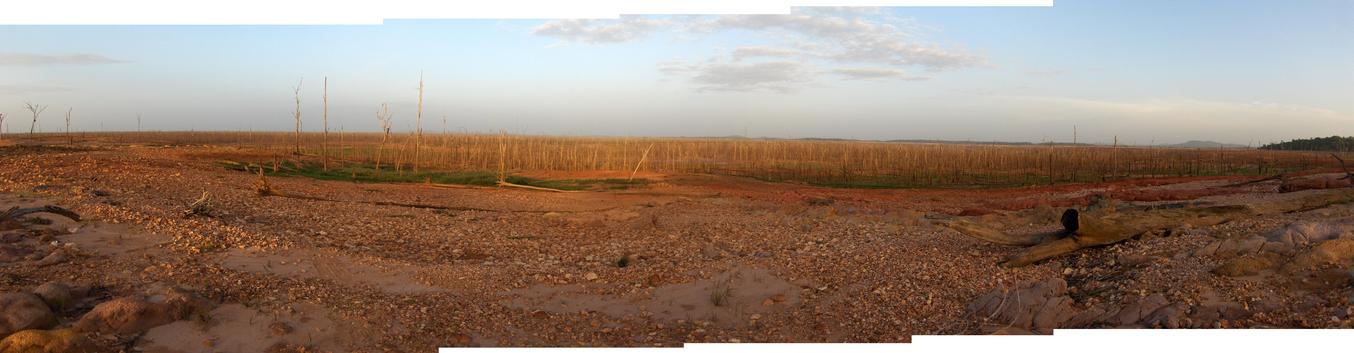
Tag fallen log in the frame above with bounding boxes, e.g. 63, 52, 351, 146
0, 205, 81, 222
945, 189, 1354, 267
495, 181, 578, 193
251, 166, 608, 213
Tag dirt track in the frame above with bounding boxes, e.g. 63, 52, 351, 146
2, 144, 1353, 351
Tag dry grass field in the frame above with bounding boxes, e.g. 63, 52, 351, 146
45, 131, 1347, 188
2, 133, 1353, 351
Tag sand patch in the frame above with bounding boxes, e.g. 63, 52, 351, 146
507, 267, 799, 327
138, 303, 344, 353
218, 247, 443, 294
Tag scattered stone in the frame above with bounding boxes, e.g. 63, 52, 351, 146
583, 272, 599, 281
1212, 254, 1277, 277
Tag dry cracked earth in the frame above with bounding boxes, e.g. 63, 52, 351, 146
2, 143, 1353, 352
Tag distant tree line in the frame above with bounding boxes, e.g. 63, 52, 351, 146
1260, 136, 1354, 152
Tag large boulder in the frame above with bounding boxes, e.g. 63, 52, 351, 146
1265, 220, 1354, 247
1286, 238, 1354, 271
30, 282, 73, 312
0, 328, 96, 353
74, 287, 203, 335
0, 293, 57, 337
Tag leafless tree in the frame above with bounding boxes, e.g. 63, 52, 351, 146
0, 113, 7, 140
65, 107, 73, 144
292, 78, 304, 155
374, 103, 394, 173
23, 101, 48, 139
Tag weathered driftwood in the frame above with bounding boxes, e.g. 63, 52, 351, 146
1, 205, 81, 222
947, 189, 1354, 267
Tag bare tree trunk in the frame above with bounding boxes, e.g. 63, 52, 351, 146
65, 107, 73, 144
415, 72, 424, 173
293, 78, 304, 155
0, 113, 7, 140
322, 77, 330, 171
375, 103, 393, 175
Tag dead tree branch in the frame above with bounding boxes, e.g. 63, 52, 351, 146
1, 205, 81, 222
1333, 153, 1352, 180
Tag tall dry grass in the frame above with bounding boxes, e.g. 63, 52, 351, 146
72, 131, 1349, 188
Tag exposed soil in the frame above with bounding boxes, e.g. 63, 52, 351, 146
1, 144, 1352, 351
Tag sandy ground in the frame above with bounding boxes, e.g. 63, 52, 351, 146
1, 144, 1352, 351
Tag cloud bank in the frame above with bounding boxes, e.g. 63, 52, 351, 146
534, 8, 981, 92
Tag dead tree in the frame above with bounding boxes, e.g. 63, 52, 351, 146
945, 189, 1354, 267
64, 107, 73, 144
414, 72, 424, 172
23, 101, 48, 139
1333, 153, 1353, 181
292, 78, 304, 155
0, 112, 7, 140
374, 103, 394, 173
322, 76, 330, 171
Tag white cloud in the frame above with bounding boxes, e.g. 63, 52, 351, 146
692, 12, 982, 70
531, 16, 671, 44
0, 53, 126, 66
533, 8, 984, 93
830, 67, 928, 81
660, 59, 813, 93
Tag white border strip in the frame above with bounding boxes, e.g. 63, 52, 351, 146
0, 0, 1053, 25
438, 330, 1354, 352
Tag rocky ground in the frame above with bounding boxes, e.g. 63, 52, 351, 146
1, 143, 1352, 352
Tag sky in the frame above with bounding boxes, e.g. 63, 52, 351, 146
0, 0, 1351, 145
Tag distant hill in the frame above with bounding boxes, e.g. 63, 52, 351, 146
1164, 140, 1248, 149
1260, 136, 1354, 152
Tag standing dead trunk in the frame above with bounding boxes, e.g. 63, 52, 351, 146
23, 101, 47, 139
292, 78, 304, 155
375, 103, 393, 174
414, 72, 424, 173
322, 77, 330, 171
64, 107, 73, 144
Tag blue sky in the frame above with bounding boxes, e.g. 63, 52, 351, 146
1, 0, 1350, 145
